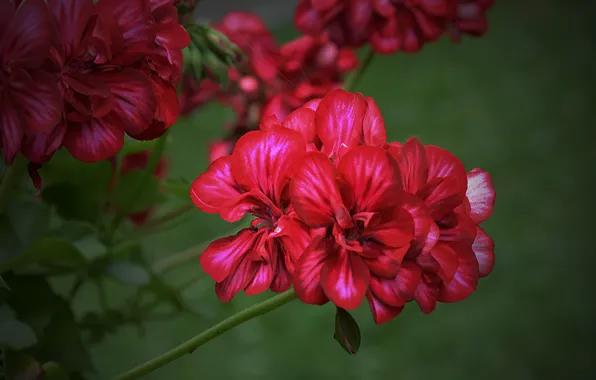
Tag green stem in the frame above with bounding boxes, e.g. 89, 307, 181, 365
110, 131, 170, 234
0, 155, 26, 214
112, 290, 297, 380
343, 47, 375, 92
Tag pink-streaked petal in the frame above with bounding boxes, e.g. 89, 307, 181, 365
473, 226, 495, 278
215, 256, 259, 302
48, 0, 95, 60
430, 242, 458, 282
200, 228, 259, 283
0, 92, 23, 164
438, 243, 480, 303
244, 260, 275, 295
293, 236, 330, 305
362, 97, 386, 146
1, 0, 52, 69
364, 205, 413, 249
63, 117, 125, 162
321, 249, 370, 310
369, 260, 421, 307
398, 137, 428, 194
466, 168, 496, 224
12, 70, 62, 133
232, 129, 306, 207
22, 121, 66, 163
419, 176, 466, 221
337, 145, 402, 214
290, 151, 351, 228
363, 251, 399, 279
366, 291, 404, 325
189, 155, 245, 219
96, 69, 157, 135
414, 280, 438, 314
316, 89, 367, 160
401, 193, 439, 256
282, 107, 317, 144
273, 215, 313, 268
270, 256, 293, 293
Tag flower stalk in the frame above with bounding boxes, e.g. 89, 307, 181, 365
343, 47, 375, 92
111, 290, 297, 380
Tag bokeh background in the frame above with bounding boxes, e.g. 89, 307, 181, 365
75, 1, 595, 379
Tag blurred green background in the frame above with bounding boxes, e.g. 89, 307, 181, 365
80, 1, 595, 379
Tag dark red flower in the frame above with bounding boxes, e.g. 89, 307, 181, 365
0, 0, 62, 164
294, 0, 495, 54
190, 127, 312, 301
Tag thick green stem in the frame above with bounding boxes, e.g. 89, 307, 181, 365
111, 290, 297, 380
344, 47, 375, 92
0, 155, 26, 214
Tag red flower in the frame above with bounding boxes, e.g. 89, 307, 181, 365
114, 150, 168, 226
190, 127, 312, 301
0, 0, 62, 164
294, 0, 495, 54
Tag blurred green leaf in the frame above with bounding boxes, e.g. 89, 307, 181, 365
120, 140, 156, 156
39, 152, 112, 196
49, 221, 97, 241
0, 276, 8, 290
42, 361, 71, 380
0, 319, 37, 349
0, 304, 15, 321
110, 170, 166, 213
0, 215, 24, 265
145, 276, 184, 311
0, 237, 86, 274
5, 199, 50, 245
42, 183, 100, 223
4, 353, 42, 380
162, 180, 190, 199
106, 261, 151, 286
333, 307, 361, 355
73, 236, 107, 261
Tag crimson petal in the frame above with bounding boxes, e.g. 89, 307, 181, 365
12, 70, 62, 133
215, 256, 259, 302
321, 249, 370, 310
293, 236, 330, 305
366, 291, 404, 325
466, 168, 496, 224
438, 243, 480, 303
48, 0, 95, 61
282, 107, 317, 144
362, 97, 386, 147
398, 137, 428, 194
63, 117, 125, 162
473, 226, 495, 278
430, 242, 459, 282
414, 280, 439, 314
0, 92, 23, 164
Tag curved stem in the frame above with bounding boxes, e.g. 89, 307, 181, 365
112, 290, 297, 380
0, 155, 26, 214
344, 47, 375, 92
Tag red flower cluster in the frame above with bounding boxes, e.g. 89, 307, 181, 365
191, 89, 495, 324
294, 0, 495, 54
0, 0, 189, 167
179, 11, 357, 163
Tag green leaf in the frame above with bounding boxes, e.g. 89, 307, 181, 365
39, 152, 112, 196
119, 140, 156, 156
0, 237, 86, 274
333, 307, 361, 355
0, 215, 24, 266
0, 304, 15, 321
42, 183, 100, 223
0, 275, 9, 290
0, 319, 37, 349
162, 180, 190, 199
73, 236, 107, 261
49, 221, 97, 241
42, 362, 71, 380
145, 276, 184, 311
110, 169, 166, 213
106, 261, 151, 286
5, 199, 51, 245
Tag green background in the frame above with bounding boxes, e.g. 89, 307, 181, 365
80, 1, 594, 379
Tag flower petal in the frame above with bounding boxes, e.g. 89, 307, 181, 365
215, 256, 259, 302
473, 226, 495, 278
0, 92, 23, 164
321, 249, 370, 310
414, 280, 438, 314
337, 145, 402, 213
244, 260, 275, 295
363, 250, 399, 279
438, 210, 477, 244
12, 70, 62, 133
430, 242, 459, 282
466, 168, 496, 224
366, 291, 404, 325
397, 137, 428, 194
438, 243, 480, 303
316, 89, 367, 160
290, 151, 351, 228
369, 260, 421, 307
282, 107, 317, 144
293, 236, 330, 305
232, 128, 306, 207
201, 228, 260, 283
401, 193, 439, 256
22, 121, 66, 163
364, 205, 413, 249
362, 97, 386, 146
48, 0, 95, 60
63, 117, 125, 162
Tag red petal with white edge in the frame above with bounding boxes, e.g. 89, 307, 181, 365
1, 0, 52, 69
232, 129, 306, 207
48, 0, 95, 61
337, 145, 402, 214
401, 193, 439, 256
422, 145, 467, 218
283, 108, 317, 144
363, 205, 413, 249
201, 228, 260, 283
438, 243, 480, 303
190, 155, 245, 218
430, 242, 459, 282
366, 291, 404, 325
466, 168, 496, 224
302, 98, 322, 111
0, 92, 23, 164
12, 70, 62, 133
398, 137, 428, 194
362, 97, 386, 147
290, 151, 351, 228
63, 117, 125, 162
215, 256, 260, 302
473, 226, 495, 278
293, 236, 330, 305
96, 69, 157, 135
316, 89, 367, 160
321, 249, 370, 310
414, 280, 439, 314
